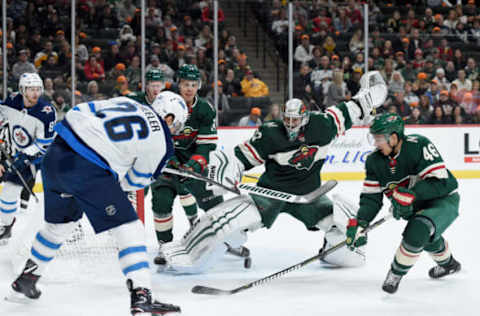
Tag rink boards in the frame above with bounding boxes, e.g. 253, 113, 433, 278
218, 124, 480, 181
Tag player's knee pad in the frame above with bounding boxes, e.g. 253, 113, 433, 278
43, 221, 80, 243
320, 225, 366, 267
403, 216, 434, 249
111, 219, 145, 247
163, 195, 262, 273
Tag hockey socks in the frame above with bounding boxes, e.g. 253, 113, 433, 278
112, 220, 151, 289
0, 183, 23, 226
29, 221, 78, 275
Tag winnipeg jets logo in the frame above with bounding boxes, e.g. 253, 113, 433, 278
288, 145, 318, 171
12, 125, 32, 148
41, 106, 53, 114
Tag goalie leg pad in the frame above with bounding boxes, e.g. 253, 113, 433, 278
163, 195, 262, 273
318, 194, 366, 267
321, 225, 366, 267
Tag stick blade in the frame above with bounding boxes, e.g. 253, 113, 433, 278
191, 285, 232, 296
297, 179, 338, 203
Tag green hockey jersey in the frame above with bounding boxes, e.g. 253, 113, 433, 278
358, 134, 458, 223
235, 102, 353, 195
174, 96, 218, 163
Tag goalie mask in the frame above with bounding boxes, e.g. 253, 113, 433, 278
283, 98, 309, 141
152, 91, 188, 135
19, 73, 44, 96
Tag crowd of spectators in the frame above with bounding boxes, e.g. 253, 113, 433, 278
0, 0, 270, 125
255, 0, 480, 124
3, 0, 480, 126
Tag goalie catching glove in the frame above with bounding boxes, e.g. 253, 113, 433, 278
347, 71, 388, 125
205, 150, 244, 196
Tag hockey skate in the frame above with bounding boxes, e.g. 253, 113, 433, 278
0, 217, 16, 245
429, 256, 461, 279
5, 259, 42, 302
225, 242, 252, 269
154, 240, 168, 267
127, 279, 181, 315
382, 269, 403, 294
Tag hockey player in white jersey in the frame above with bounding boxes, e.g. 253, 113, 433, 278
0, 73, 56, 244
7, 92, 187, 315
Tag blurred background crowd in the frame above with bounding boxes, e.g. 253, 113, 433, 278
1, 0, 480, 126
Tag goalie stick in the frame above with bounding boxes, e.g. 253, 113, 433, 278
0, 142, 39, 203
163, 167, 337, 204
191, 213, 393, 296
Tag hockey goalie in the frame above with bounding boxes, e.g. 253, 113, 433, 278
161, 71, 388, 273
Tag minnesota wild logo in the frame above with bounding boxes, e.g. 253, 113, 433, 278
183, 126, 193, 136
288, 145, 318, 171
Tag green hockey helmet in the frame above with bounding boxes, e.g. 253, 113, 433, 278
369, 113, 405, 140
177, 64, 200, 81
146, 69, 164, 82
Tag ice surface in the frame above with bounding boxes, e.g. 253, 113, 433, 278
0, 179, 477, 316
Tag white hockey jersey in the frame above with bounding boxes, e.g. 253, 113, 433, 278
54, 97, 174, 192
0, 93, 57, 157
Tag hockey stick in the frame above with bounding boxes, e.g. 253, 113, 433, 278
191, 213, 393, 295
243, 174, 259, 180
0, 142, 39, 203
163, 167, 337, 204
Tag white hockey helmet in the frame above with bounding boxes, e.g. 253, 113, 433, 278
19, 73, 44, 95
283, 98, 309, 141
152, 91, 188, 135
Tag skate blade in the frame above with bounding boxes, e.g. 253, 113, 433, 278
4, 289, 37, 304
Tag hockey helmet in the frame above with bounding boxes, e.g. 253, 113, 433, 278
283, 98, 309, 141
369, 113, 405, 141
19, 73, 44, 95
146, 69, 164, 83
152, 91, 188, 135
177, 64, 201, 88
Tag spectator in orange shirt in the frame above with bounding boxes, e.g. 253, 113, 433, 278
84, 55, 105, 81
241, 70, 269, 98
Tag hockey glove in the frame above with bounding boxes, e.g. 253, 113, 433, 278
167, 156, 182, 169
184, 155, 208, 174
391, 187, 415, 220
346, 218, 368, 251
3, 153, 39, 184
